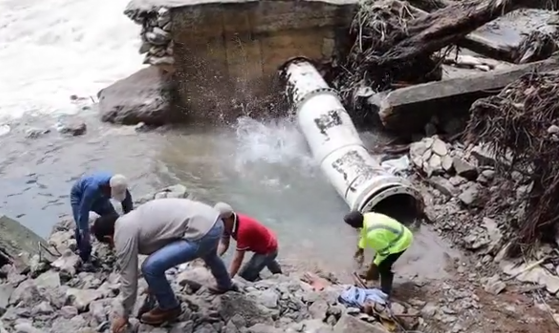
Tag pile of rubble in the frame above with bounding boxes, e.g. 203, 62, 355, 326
406, 134, 559, 300
125, 6, 174, 68
0, 186, 431, 333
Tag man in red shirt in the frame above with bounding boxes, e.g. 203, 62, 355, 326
214, 202, 282, 281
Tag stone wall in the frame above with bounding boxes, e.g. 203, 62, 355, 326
124, 0, 357, 122
125, 6, 174, 71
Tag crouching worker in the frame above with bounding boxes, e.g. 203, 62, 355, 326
92, 198, 235, 332
344, 211, 413, 297
214, 202, 282, 282
70, 172, 133, 263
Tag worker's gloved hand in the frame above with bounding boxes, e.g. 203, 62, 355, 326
78, 231, 92, 263
353, 250, 364, 268
360, 264, 380, 281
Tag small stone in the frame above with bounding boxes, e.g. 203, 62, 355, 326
251, 289, 279, 309
441, 154, 453, 171
334, 313, 387, 333
431, 138, 448, 156
148, 56, 175, 66
428, 154, 442, 169
481, 169, 495, 180
57, 120, 87, 136
547, 125, 559, 134
390, 302, 406, 316
420, 303, 438, 317
171, 321, 194, 333
32, 301, 54, 315
427, 176, 458, 197
65, 288, 103, 311
458, 184, 482, 207
308, 299, 329, 320
145, 27, 170, 45
59, 306, 79, 319
13, 322, 44, 333
452, 158, 478, 180
484, 275, 506, 295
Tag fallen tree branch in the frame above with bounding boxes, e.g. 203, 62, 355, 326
374, 0, 524, 67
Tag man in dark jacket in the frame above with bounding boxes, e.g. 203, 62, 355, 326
70, 172, 133, 262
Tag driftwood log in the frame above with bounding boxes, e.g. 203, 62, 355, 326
375, 0, 529, 67
408, 0, 559, 62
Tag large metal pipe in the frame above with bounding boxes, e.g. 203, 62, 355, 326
280, 58, 421, 218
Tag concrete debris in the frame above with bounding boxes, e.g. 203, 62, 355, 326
370, 56, 559, 133
405, 132, 559, 300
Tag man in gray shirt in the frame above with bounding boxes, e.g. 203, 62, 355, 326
92, 198, 234, 331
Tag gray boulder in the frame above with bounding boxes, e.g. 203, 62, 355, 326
98, 66, 181, 126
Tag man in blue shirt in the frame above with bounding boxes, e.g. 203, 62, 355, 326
70, 172, 133, 262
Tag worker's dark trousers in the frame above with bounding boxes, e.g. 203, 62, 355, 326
378, 250, 406, 296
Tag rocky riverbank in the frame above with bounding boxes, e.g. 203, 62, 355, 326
0, 201, 416, 333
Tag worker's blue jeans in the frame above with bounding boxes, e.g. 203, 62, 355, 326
70, 195, 117, 262
239, 249, 282, 282
141, 219, 233, 310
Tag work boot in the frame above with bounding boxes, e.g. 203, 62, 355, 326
380, 272, 394, 297
140, 306, 181, 325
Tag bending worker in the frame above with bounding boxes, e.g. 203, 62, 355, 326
70, 172, 133, 263
92, 198, 235, 331
214, 202, 282, 281
344, 210, 413, 297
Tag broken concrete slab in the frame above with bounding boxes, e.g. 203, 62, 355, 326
0, 215, 59, 268
370, 56, 559, 133
460, 9, 558, 62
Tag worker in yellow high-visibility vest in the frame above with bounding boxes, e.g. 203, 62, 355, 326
344, 210, 413, 296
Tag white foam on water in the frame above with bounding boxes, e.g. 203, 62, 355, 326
0, 0, 144, 120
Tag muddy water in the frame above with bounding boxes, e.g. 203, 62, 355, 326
0, 112, 458, 281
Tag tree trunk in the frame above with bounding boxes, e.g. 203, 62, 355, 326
376, 0, 526, 67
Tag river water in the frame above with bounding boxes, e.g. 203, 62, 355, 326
0, 0, 457, 281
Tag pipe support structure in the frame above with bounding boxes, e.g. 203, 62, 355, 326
281, 58, 422, 216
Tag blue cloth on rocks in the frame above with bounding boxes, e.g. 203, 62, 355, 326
339, 285, 388, 308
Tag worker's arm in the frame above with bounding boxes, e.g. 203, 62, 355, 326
229, 249, 246, 278
115, 233, 139, 318
121, 189, 133, 214
218, 236, 230, 257
370, 232, 390, 266
229, 231, 250, 277
77, 186, 97, 235
355, 228, 366, 258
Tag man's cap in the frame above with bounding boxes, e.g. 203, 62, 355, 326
214, 202, 234, 219
109, 174, 128, 202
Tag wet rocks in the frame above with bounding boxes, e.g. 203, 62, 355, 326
1, 185, 396, 333
135, 184, 190, 205
56, 120, 87, 137
125, 6, 174, 70
483, 274, 506, 295
410, 136, 452, 176
98, 66, 179, 126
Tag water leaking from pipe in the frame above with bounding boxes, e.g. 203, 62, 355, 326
279, 57, 422, 223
